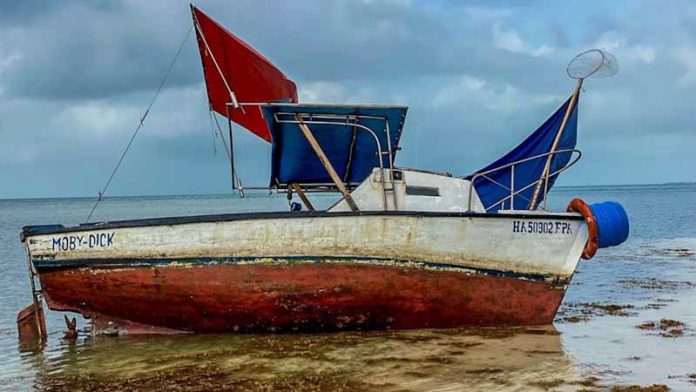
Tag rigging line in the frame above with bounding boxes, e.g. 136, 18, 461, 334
210, 110, 244, 193
84, 25, 193, 223
208, 107, 218, 155
210, 110, 232, 160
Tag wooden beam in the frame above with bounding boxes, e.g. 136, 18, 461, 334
529, 78, 583, 210
295, 115, 359, 212
291, 183, 315, 211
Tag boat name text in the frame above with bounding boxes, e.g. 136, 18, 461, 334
512, 220, 572, 235
52, 233, 115, 251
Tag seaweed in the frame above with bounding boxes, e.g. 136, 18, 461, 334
635, 319, 687, 338
610, 384, 669, 392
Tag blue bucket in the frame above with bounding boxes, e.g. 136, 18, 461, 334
589, 201, 629, 248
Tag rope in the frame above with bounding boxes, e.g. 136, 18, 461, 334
210, 111, 245, 196
208, 107, 218, 155
210, 110, 232, 160
85, 25, 193, 223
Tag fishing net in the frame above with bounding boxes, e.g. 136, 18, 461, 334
566, 49, 618, 79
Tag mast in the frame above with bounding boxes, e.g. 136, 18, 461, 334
225, 106, 239, 193
191, 5, 238, 108
528, 79, 582, 210
528, 49, 618, 210
190, 4, 299, 194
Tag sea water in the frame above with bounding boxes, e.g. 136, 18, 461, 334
1, 185, 695, 390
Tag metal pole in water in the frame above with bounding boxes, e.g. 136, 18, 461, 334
17, 243, 47, 342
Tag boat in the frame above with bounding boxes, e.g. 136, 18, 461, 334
17, 6, 629, 338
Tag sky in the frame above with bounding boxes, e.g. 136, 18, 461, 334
1, 0, 695, 199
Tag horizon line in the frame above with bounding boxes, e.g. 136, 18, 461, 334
1, 181, 694, 202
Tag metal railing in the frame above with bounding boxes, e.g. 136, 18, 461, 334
273, 112, 396, 209
273, 113, 386, 167
466, 149, 582, 212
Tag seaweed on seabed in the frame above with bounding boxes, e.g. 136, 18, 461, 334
527, 379, 565, 389
556, 302, 637, 322
618, 278, 694, 291
557, 315, 591, 323
609, 384, 670, 392
635, 319, 687, 338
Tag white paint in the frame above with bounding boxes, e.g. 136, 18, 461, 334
28, 212, 587, 279
26, 167, 589, 285
329, 168, 486, 213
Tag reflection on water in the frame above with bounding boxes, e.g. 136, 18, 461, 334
26, 327, 593, 391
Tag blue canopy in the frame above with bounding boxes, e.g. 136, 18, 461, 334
261, 104, 408, 187
469, 98, 578, 211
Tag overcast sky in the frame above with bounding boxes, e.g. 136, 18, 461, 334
1, 0, 695, 199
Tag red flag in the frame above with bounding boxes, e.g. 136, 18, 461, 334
192, 6, 298, 142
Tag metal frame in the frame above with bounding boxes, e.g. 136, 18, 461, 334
271, 111, 399, 210
293, 114, 360, 211
215, 102, 407, 211
222, 102, 406, 190
466, 149, 582, 212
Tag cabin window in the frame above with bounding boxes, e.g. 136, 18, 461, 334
406, 186, 440, 197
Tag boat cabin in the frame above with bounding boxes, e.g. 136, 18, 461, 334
329, 168, 485, 213
254, 102, 486, 214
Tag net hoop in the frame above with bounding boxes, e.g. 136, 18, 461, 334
566, 49, 618, 80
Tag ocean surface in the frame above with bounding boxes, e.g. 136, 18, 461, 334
1, 184, 695, 391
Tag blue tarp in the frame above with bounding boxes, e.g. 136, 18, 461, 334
261, 104, 407, 187
469, 98, 578, 211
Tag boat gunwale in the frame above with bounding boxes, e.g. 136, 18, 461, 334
22, 210, 583, 238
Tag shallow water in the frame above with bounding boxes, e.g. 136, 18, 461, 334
1, 185, 695, 390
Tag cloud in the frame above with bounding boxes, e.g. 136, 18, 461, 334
299, 81, 379, 103
1, 0, 696, 198
492, 22, 555, 58
0, 144, 38, 165
431, 75, 559, 114
492, 22, 527, 53
0, 52, 22, 73
593, 31, 655, 64
53, 102, 140, 140
673, 46, 696, 88
0, 1, 553, 100
0, 1, 199, 100
460, 5, 516, 22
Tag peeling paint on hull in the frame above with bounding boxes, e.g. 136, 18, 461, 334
40, 261, 566, 334
25, 212, 587, 333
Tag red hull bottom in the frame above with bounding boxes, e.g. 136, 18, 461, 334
40, 262, 566, 334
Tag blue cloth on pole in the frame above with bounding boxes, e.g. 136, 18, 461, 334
468, 98, 578, 211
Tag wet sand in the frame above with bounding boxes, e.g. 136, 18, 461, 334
26, 327, 598, 391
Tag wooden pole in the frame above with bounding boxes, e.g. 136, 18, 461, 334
295, 115, 359, 211
528, 78, 583, 210
291, 183, 315, 211
191, 6, 239, 108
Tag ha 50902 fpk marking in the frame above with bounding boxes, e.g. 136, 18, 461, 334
512, 220, 573, 235
52, 232, 115, 251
